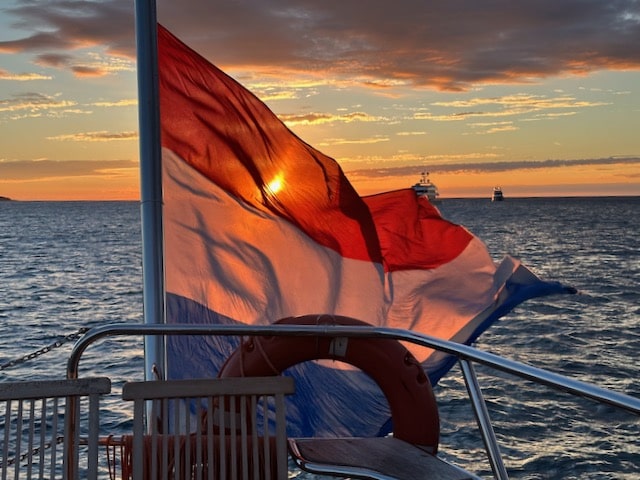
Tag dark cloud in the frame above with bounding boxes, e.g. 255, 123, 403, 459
0, 31, 74, 52
0, 0, 134, 56
1, 0, 639, 90
70, 65, 106, 77
158, 0, 640, 90
35, 53, 74, 68
346, 157, 640, 181
346, 157, 640, 179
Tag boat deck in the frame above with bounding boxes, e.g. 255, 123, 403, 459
289, 437, 479, 479
2, 323, 639, 479
0, 375, 478, 480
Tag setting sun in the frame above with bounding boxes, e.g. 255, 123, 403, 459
265, 174, 285, 196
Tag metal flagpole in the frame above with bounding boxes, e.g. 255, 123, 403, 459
134, 0, 166, 382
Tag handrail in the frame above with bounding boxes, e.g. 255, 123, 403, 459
459, 359, 508, 479
66, 322, 640, 416
67, 322, 640, 479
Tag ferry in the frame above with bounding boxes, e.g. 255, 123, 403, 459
492, 186, 504, 202
412, 171, 440, 203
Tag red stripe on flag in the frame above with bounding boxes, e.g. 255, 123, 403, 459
364, 190, 473, 271
158, 25, 381, 263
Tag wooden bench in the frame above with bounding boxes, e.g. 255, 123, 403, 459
289, 437, 480, 480
0, 377, 111, 480
122, 376, 294, 480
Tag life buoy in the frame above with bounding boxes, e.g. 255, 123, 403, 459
218, 315, 439, 451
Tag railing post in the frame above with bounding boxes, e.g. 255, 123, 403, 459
459, 358, 509, 480
64, 395, 78, 480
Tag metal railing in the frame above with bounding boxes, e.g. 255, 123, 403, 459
67, 323, 640, 480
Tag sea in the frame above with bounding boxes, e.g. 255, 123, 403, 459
0, 197, 638, 479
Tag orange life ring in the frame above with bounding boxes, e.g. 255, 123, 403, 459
218, 315, 439, 451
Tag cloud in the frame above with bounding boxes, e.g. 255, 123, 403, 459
279, 110, 381, 126
396, 131, 427, 137
0, 92, 76, 113
468, 121, 519, 135
317, 136, 390, 146
0, 93, 136, 121
158, 0, 640, 91
0, 68, 51, 81
1, 0, 639, 90
346, 156, 640, 179
422, 93, 608, 120
0, 0, 135, 79
0, 0, 134, 56
33, 51, 134, 78
34, 53, 74, 68
0, 31, 75, 53
0, 159, 137, 181
70, 65, 104, 77
92, 99, 137, 107
431, 94, 607, 109
46, 131, 138, 142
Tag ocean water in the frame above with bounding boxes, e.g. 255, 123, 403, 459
436, 197, 640, 479
1, 197, 639, 478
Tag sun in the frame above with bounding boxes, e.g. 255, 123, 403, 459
266, 174, 284, 195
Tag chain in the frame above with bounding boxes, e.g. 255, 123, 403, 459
0, 327, 89, 372
6, 436, 65, 467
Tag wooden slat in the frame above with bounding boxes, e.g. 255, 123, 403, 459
0, 377, 111, 400
123, 376, 294, 480
289, 437, 480, 480
122, 376, 294, 400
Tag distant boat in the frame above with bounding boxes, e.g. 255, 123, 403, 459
412, 171, 439, 203
492, 186, 504, 202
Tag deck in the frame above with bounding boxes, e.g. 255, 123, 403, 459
1, 376, 477, 479
1, 323, 639, 479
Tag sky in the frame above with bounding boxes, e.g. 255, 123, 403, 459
1, 0, 639, 200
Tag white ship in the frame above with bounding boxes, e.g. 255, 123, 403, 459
412, 171, 439, 202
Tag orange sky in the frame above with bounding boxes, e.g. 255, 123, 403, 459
1, 1, 639, 200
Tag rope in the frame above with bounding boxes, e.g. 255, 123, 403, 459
0, 327, 89, 371
251, 336, 280, 376
238, 315, 339, 377
103, 435, 129, 480
116, 433, 281, 480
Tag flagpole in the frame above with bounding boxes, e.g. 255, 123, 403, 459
134, 0, 166, 381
